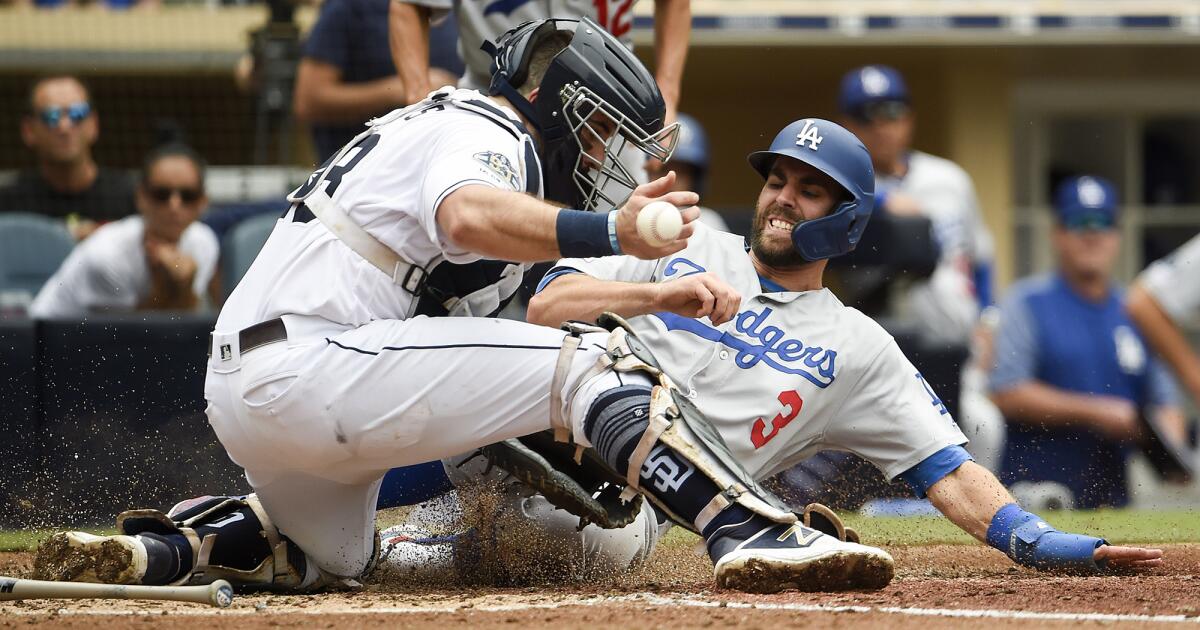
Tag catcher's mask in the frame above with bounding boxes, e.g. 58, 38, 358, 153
484, 18, 679, 211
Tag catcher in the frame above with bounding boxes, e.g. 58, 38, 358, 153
382, 119, 1165, 583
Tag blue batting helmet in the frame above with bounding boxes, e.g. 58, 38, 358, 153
747, 118, 875, 261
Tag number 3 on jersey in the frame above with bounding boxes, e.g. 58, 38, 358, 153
751, 389, 803, 449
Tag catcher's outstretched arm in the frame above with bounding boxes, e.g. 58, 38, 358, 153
927, 462, 1163, 572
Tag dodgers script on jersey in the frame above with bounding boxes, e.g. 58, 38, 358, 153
549, 225, 968, 480
408, 0, 638, 90
217, 89, 536, 334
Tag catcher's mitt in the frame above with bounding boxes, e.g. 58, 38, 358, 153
479, 429, 643, 530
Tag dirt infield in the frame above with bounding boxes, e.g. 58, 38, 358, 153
3, 543, 1198, 627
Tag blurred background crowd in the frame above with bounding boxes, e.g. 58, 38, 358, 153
0, 0, 1198, 523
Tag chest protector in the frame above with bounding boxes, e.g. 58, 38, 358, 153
287, 88, 543, 318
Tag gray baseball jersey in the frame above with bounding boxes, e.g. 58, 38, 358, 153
546, 224, 968, 480
403, 0, 638, 91
1139, 233, 1200, 327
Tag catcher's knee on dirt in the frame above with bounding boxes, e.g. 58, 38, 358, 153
118, 494, 351, 591
558, 314, 799, 536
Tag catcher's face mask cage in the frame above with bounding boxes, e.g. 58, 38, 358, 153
561, 83, 679, 211
485, 17, 675, 210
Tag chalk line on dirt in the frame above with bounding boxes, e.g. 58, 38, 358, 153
3, 592, 1198, 624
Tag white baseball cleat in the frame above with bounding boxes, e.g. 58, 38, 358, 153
33, 531, 149, 584
708, 519, 894, 594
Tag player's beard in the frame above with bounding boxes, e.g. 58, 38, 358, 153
750, 201, 808, 268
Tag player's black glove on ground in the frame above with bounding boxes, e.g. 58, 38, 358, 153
480, 429, 644, 530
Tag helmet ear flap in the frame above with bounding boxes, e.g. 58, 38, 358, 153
790, 199, 866, 262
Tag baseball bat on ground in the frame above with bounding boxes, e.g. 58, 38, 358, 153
0, 576, 233, 608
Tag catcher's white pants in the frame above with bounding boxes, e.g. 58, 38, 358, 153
205, 314, 626, 578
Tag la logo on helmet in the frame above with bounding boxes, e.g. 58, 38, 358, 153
795, 120, 823, 151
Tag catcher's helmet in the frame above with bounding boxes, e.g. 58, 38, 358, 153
747, 118, 875, 261
484, 18, 678, 210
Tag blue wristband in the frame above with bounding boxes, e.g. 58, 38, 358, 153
607, 210, 622, 255
986, 503, 1107, 572
556, 209, 615, 258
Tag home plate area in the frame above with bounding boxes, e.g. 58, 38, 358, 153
2, 543, 1198, 628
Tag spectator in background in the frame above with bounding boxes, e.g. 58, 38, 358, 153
30, 144, 218, 318
989, 176, 1185, 509
646, 112, 729, 232
838, 65, 994, 347
293, 0, 464, 162
0, 75, 135, 240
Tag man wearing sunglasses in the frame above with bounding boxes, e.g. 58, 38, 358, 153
0, 75, 136, 240
988, 175, 1186, 509
838, 65, 995, 347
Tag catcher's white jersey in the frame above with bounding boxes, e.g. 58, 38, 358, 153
880, 150, 994, 344
550, 224, 968, 480
218, 89, 535, 334
406, 0, 639, 90
1139, 232, 1200, 327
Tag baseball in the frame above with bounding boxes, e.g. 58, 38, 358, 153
636, 201, 684, 247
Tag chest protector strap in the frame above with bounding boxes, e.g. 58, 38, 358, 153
286, 88, 540, 316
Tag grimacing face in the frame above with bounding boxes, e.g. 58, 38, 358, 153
137, 155, 207, 244
22, 78, 97, 165
750, 156, 844, 268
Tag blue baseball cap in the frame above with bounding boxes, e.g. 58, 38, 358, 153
839, 65, 910, 119
1054, 176, 1119, 230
